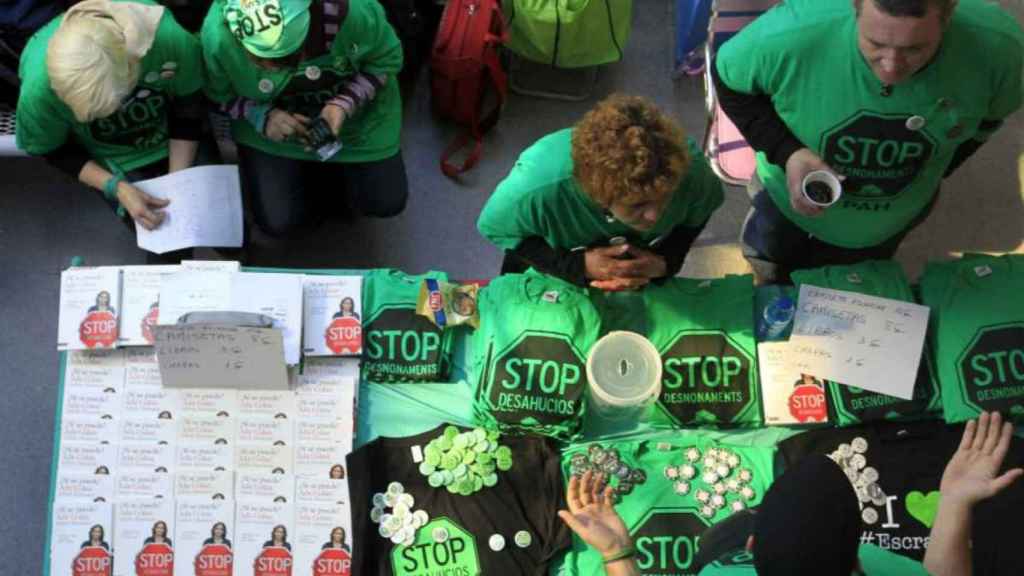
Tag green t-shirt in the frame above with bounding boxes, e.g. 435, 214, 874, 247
791, 261, 942, 426
16, 0, 205, 171
477, 128, 724, 252
471, 273, 601, 441
558, 433, 775, 576
697, 543, 929, 575
361, 269, 454, 383
200, 0, 403, 163
644, 276, 762, 428
715, 0, 1023, 248
919, 254, 1024, 423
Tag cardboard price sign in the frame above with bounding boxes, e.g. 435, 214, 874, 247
153, 324, 287, 389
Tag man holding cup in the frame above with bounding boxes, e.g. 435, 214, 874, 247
712, 0, 1022, 282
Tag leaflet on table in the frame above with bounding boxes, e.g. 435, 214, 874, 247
295, 386, 353, 423
237, 417, 294, 446
295, 478, 348, 504
178, 415, 236, 446
176, 445, 235, 472
179, 389, 238, 417
294, 444, 349, 479
65, 350, 126, 390
175, 471, 234, 500
236, 444, 293, 474
758, 341, 830, 426
50, 501, 113, 576
294, 357, 361, 385
119, 265, 179, 346
158, 271, 304, 365
294, 420, 347, 445
124, 349, 163, 388
236, 472, 295, 502
62, 417, 118, 445
238, 390, 295, 419
62, 386, 121, 420
174, 498, 235, 576
119, 418, 176, 445
113, 498, 175, 576
302, 276, 362, 356
121, 387, 180, 420
55, 474, 115, 503
58, 267, 122, 351
114, 472, 174, 500
235, 501, 294, 576
134, 165, 244, 255
181, 260, 241, 273
293, 368, 359, 410
294, 501, 352, 576
59, 443, 117, 475
118, 444, 176, 474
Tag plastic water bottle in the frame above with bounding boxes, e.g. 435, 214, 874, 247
759, 296, 795, 340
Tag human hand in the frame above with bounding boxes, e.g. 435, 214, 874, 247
941, 411, 1023, 508
320, 104, 345, 137
585, 245, 664, 291
558, 470, 633, 559
264, 109, 311, 143
784, 148, 838, 217
116, 181, 169, 230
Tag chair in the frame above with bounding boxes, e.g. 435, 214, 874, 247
702, 0, 779, 186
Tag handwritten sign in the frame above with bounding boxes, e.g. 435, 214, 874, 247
153, 325, 288, 390
788, 284, 929, 400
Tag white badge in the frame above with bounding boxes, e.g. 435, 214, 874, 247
160, 70, 176, 80
136, 89, 151, 99
258, 78, 275, 93
144, 71, 160, 83
905, 115, 926, 131
161, 61, 178, 70
305, 66, 322, 81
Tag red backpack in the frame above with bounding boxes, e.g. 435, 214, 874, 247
430, 0, 508, 178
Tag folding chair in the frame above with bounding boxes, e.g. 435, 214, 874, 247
702, 0, 779, 186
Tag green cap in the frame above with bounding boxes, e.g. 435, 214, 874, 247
223, 0, 311, 58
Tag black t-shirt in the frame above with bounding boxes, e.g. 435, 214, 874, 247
347, 424, 572, 575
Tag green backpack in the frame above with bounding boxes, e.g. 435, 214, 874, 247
502, 0, 632, 68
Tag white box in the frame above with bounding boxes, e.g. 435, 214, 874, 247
114, 472, 174, 500
235, 501, 294, 576
175, 471, 234, 500
174, 499, 235, 576
176, 445, 234, 472
65, 350, 126, 390
55, 474, 115, 503
61, 418, 118, 445
293, 444, 348, 479
178, 416, 235, 446
62, 387, 121, 420
302, 276, 362, 356
119, 418, 176, 445
294, 420, 346, 446
124, 349, 164, 388
238, 391, 294, 419
758, 341, 831, 426
120, 265, 179, 346
294, 502, 352, 576
58, 267, 122, 351
59, 443, 117, 475
50, 501, 113, 576
113, 499, 175, 576
236, 445, 292, 475
236, 418, 293, 446
235, 473, 295, 503
118, 444, 175, 474
121, 389, 181, 421
179, 390, 237, 417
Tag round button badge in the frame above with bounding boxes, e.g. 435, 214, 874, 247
258, 78, 274, 93
144, 71, 160, 83
489, 534, 505, 552
305, 65, 322, 81
905, 115, 926, 131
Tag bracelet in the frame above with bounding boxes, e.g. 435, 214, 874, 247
102, 173, 124, 202
603, 546, 637, 564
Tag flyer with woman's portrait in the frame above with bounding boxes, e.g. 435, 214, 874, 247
113, 499, 175, 576
302, 277, 363, 357
50, 501, 112, 576
174, 499, 234, 576
58, 267, 122, 351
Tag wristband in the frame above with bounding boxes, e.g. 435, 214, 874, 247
603, 546, 637, 564
102, 173, 123, 202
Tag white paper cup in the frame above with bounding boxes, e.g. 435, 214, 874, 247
801, 170, 843, 207
587, 331, 662, 421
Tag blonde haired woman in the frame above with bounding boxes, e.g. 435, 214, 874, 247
16, 0, 215, 259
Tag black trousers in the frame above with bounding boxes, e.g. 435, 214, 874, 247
236, 144, 409, 239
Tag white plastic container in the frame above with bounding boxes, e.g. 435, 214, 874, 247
801, 170, 843, 207
587, 331, 663, 421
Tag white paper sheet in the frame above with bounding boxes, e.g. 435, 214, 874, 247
135, 165, 243, 254
789, 285, 930, 400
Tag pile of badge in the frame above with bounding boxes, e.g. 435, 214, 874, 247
664, 446, 756, 519
827, 437, 887, 525
568, 444, 648, 500
371, 482, 430, 547
419, 426, 512, 495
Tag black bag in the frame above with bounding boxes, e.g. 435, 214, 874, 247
378, 0, 442, 89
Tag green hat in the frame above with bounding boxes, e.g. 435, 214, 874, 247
224, 0, 311, 58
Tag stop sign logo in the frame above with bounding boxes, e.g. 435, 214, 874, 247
957, 324, 1024, 414
254, 546, 292, 576
788, 384, 827, 422
135, 542, 174, 576
195, 543, 233, 576
73, 546, 112, 576
313, 548, 351, 576
325, 316, 361, 355
141, 305, 159, 344
79, 311, 118, 348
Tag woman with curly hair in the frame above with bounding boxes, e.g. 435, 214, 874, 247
478, 94, 723, 291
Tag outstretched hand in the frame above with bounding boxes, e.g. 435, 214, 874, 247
941, 411, 1023, 506
558, 470, 632, 559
